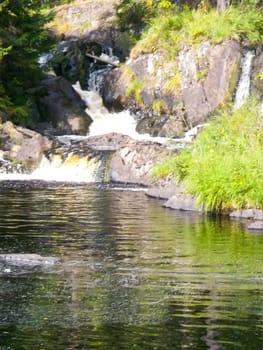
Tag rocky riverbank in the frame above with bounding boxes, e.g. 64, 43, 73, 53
1, 0, 263, 230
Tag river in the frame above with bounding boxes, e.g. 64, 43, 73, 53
0, 182, 262, 349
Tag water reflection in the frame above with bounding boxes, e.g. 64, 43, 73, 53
0, 184, 262, 349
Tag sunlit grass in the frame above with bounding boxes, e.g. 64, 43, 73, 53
153, 101, 263, 211
132, 5, 263, 59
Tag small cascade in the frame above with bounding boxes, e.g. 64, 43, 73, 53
0, 149, 112, 183
73, 82, 167, 144
87, 50, 119, 92
95, 151, 113, 183
234, 50, 255, 110
31, 153, 99, 183
0, 48, 183, 184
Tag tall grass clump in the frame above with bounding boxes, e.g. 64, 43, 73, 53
154, 101, 263, 211
132, 4, 263, 59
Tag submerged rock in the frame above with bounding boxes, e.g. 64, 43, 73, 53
0, 254, 59, 267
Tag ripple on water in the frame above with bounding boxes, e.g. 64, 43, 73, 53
0, 185, 262, 349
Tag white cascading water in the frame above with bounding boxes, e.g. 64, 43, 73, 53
234, 50, 255, 110
73, 82, 167, 143
0, 153, 101, 183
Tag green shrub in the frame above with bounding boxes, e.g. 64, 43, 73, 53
154, 101, 263, 211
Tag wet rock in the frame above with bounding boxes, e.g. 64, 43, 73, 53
247, 221, 263, 231
230, 209, 256, 219
31, 76, 92, 135
103, 40, 241, 136
229, 209, 263, 220
109, 140, 174, 186
51, 40, 83, 84
85, 132, 133, 150
163, 194, 202, 212
0, 121, 52, 170
179, 40, 241, 126
252, 48, 263, 99
254, 210, 263, 220
147, 179, 185, 200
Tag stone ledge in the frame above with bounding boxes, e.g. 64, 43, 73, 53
163, 194, 202, 212
229, 209, 263, 220
247, 221, 263, 231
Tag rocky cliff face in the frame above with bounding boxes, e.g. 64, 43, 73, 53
44, 1, 263, 139
252, 48, 263, 98
102, 40, 242, 136
47, 35, 246, 138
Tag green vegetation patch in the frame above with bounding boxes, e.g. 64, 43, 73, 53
153, 101, 263, 211
126, 76, 145, 105
132, 4, 263, 59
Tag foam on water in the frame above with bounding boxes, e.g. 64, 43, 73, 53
0, 155, 99, 183
73, 82, 167, 144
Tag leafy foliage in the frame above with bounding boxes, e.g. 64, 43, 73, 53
154, 101, 263, 211
0, 0, 57, 123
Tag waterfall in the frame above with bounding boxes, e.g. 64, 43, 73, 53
0, 150, 113, 183
86, 51, 120, 92
73, 82, 167, 144
234, 50, 255, 110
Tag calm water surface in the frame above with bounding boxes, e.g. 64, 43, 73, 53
0, 183, 262, 349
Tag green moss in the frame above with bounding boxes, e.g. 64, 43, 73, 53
196, 68, 208, 81
152, 99, 165, 113
164, 70, 181, 92
255, 72, 263, 80
126, 77, 145, 105
228, 62, 240, 102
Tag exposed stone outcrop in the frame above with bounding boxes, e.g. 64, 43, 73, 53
230, 209, 263, 220
230, 208, 263, 231
179, 40, 241, 126
109, 139, 174, 185
47, 0, 127, 59
102, 40, 242, 136
31, 76, 92, 135
252, 46, 263, 100
247, 222, 263, 231
102, 53, 186, 137
47, 0, 118, 39
0, 121, 52, 171
147, 179, 201, 212
163, 194, 201, 212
